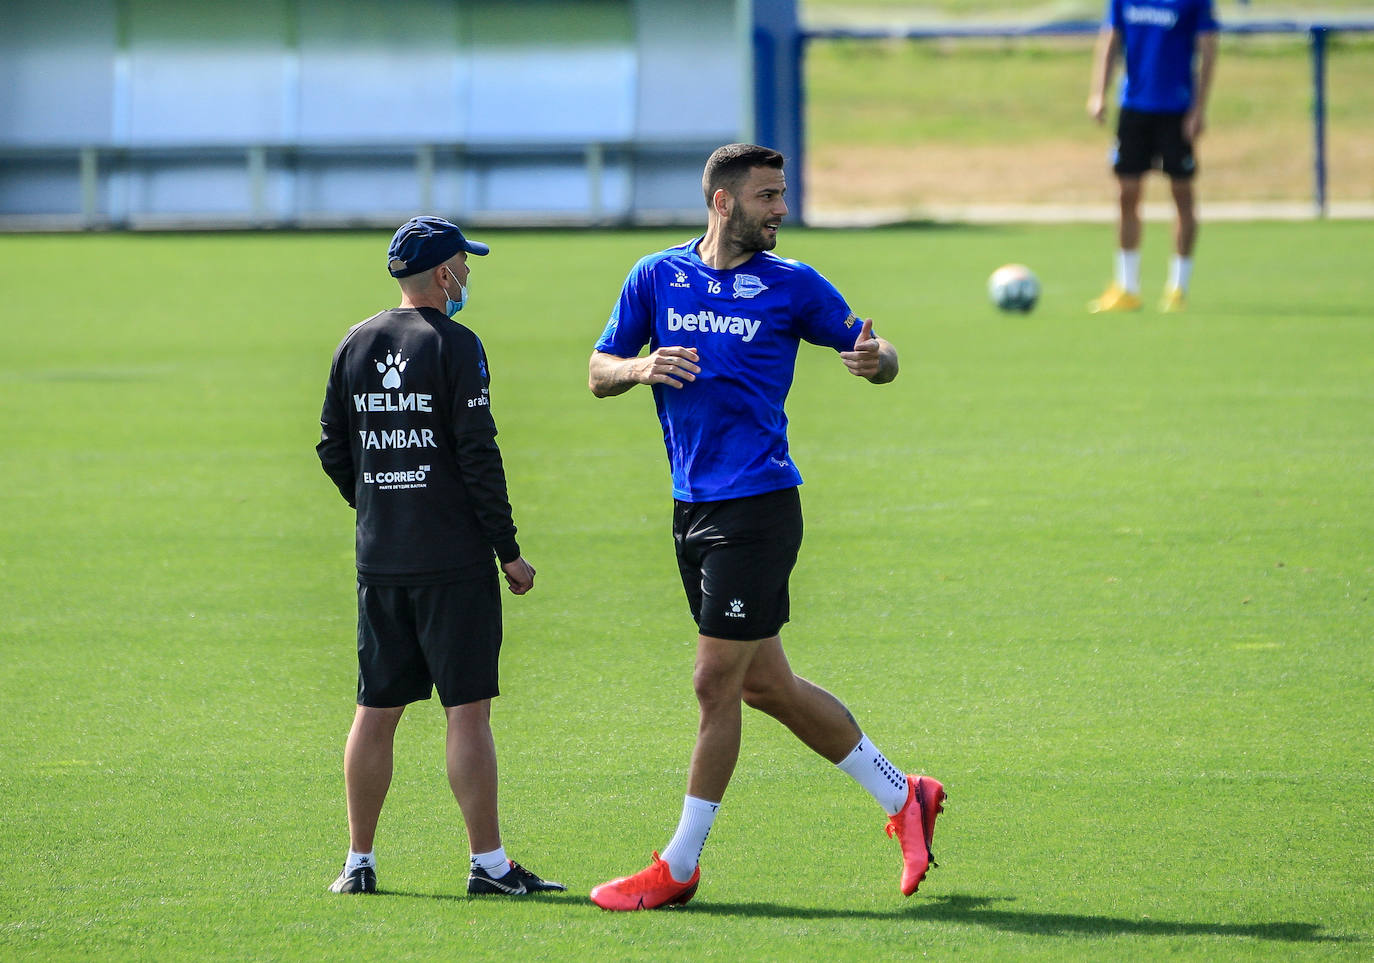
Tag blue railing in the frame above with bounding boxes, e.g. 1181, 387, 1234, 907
787, 19, 1374, 220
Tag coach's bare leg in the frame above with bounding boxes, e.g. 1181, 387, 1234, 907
446, 700, 502, 854
1170, 177, 1198, 257
344, 705, 406, 853
1117, 174, 1144, 251
741, 637, 862, 764
685, 635, 763, 802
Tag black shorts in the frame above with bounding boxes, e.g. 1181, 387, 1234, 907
673, 487, 803, 641
355, 573, 502, 708
1112, 107, 1197, 179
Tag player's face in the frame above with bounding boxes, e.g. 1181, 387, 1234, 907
725, 166, 787, 253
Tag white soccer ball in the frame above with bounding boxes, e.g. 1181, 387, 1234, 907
988, 263, 1040, 313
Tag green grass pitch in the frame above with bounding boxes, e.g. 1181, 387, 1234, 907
1, 221, 1371, 960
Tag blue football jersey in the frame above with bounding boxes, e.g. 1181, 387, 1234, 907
595, 237, 863, 503
1109, 0, 1218, 113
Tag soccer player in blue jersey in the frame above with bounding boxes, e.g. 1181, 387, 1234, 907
1087, 0, 1219, 312
585, 143, 945, 910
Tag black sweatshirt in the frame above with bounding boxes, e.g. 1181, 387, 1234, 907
317, 307, 520, 584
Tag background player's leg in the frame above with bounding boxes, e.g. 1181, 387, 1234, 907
1170, 176, 1197, 257
1162, 176, 1198, 310
1092, 174, 1145, 311
1116, 174, 1144, 294
1118, 173, 1144, 254
344, 704, 406, 854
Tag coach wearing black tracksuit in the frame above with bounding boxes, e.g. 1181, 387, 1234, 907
316, 215, 562, 897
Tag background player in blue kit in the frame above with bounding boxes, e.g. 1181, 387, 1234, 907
317, 216, 562, 898
1087, 0, 1219, 313
586, 144, 945, 910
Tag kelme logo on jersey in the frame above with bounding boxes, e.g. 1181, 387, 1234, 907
666, 306, 761, 343
353, 392, 432, 413
376, 350, 407, 389
354, 346, 433, 413
732, 274, 768, 299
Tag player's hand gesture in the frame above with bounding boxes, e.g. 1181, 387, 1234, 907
1087, 93, 1107, 124
840, 319, 882, 378
636, 346, 700, 389
1183, 107, 1206, 142
502, 556, 536, 595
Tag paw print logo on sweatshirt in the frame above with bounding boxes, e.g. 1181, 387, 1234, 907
376, 350, 407, 389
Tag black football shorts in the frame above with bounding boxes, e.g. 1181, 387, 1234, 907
1112, 107, 1197, 179
673, 486, 803, 641
355, 572, 502, 708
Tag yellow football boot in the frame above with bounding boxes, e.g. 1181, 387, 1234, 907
1088, 282, 1143, 314
1159, 286, 1187, 313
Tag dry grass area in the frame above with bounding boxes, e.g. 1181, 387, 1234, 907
807, 129, 1364, 209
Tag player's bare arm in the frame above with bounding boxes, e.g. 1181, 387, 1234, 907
1184, 30, 1220, 141
589, 346, 701, 397
839, 319, 898, 384
1087, 26, 1121, 123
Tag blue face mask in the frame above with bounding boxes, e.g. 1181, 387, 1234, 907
442, 267, 468, 316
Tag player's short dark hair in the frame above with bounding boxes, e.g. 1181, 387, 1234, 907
702, 143, 785, 207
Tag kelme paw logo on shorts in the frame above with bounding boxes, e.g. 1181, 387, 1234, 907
725, 599, 746, 619
376, 350, 407, 389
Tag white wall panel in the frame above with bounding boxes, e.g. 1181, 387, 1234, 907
0, 0, 751, 226
296, 0, 468, 143
0, 0, 117, 145
633, 0, 745, 139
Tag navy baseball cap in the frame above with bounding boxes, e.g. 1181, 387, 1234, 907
387, 215, 490, 277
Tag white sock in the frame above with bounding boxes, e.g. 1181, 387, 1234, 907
661, 795, 719, 883
836, 735, 910, 816
1116, 249, 1142, 294
1169, 255, 1193, 292
345, 850, 375, 873
471, 846, 510, 878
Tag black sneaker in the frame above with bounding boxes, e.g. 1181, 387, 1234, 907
467, 863, 526, 895
328, 865, 377, 894
467, 860, 567, 895
505, 861, 567, 893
